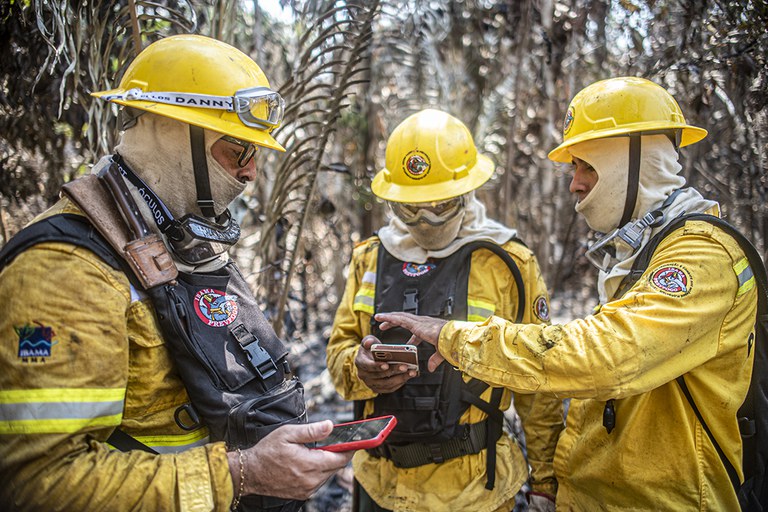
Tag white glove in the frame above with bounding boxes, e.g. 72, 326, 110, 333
527, 491, 556, 512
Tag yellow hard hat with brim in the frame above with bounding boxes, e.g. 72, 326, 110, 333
548, 77, 707, 163
91, 34, 285, 152
371, 109, 494, 203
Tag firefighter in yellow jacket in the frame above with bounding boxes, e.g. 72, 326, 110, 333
0, 35, 351, 511
376, 78, 759, 510
327, 109, 564, 512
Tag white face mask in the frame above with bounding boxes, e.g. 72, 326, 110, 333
570, 138, 629, 234
570, 135, 685, 235
405, 210, 465, 250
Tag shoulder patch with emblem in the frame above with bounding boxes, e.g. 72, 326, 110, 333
533, 295, 550, 321
649, 264, 692, 297
16, 322, 58, 363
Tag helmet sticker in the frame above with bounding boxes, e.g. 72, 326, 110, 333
194, 288, 240, 327
563, 107, 575, 136
15, 321, 58, 363
533, 296, 550, 321
649, 264, 692, 297
402, 150, 431, 180
402, 261, 437, 277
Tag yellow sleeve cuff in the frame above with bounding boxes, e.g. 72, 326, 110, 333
438, 320, 475, 367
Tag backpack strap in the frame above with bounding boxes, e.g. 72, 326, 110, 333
452, 240, 526, 323
0, 213, 125, 275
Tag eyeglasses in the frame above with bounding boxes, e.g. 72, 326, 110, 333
390, 196, 465, 226
105, 86, 285, 130
221, 135, 258, 168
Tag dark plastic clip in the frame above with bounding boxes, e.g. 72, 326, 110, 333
232, 324, 278, 379
403, 288, 419, 314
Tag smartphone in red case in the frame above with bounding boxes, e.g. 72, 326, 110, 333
312, 415, 397, 452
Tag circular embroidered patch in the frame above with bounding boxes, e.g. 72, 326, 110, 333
534, 296, 550, 321
193, 288, 239, 327
650, 264, 692, 297
402, 150, 431, 180
402, 261, 436, 277
563, 107, 575, 136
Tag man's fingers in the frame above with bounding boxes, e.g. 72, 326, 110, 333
428, 353, 445, 373
360, 335, 379, 351
279, 420, 334, 444
406, 334, 421, 346
376, 312, 415, 332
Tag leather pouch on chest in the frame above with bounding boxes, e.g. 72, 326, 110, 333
148, 262, 307, 448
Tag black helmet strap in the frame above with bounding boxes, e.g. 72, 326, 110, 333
189, 125, 217, 218
619, 134, 642, 228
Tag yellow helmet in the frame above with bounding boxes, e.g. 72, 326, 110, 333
371, 109, 494, 203
548, 77, 707, 163
92, 34, 285, 152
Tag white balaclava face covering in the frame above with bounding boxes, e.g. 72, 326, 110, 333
405, 208, 466, 250
114, 112, 246, 220
569, 135, 685, 233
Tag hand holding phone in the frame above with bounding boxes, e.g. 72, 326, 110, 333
312, 415, 397, 452
370, 343, 419, 373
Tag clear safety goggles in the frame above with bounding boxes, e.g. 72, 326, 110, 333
585, 210, 663, 272
104, 86, 285, 130
390, 195, 465, 226
221, 135, 257, 167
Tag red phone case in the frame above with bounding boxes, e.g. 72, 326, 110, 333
314, 415, 398, 452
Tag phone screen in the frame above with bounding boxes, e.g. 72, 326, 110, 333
314, 417, 394, 448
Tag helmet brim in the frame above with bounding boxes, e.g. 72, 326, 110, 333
91, 89, 286, 152
371, 153, 495, 203
547, 123, 707, 163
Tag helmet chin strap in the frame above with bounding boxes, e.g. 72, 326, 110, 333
619, 134, 642, 227
189, 125, 217, 219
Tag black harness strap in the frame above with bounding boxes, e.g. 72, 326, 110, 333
107, 428, 158, 454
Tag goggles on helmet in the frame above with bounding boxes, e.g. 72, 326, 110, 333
390, 195, 465, 226
103, 86, 285, 130
221, 135, 258, 168
112, 155, 241, 265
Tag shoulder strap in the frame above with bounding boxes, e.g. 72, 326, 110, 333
0, 213, 125, 274
455, 240, 526, 324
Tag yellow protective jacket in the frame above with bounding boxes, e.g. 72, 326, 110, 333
327, 236, 564, 512
0, 199, 234, 511
439, 219, 757, 510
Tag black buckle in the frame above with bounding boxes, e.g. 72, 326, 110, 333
428, 444, 444, 464
231, 324, 278, 379
403, 288, 419, 314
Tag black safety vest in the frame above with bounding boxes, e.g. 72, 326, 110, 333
366, 240, 525, 489
0, 213, 305, 512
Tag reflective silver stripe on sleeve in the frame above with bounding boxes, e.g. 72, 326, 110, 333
0, 400, 124, 422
